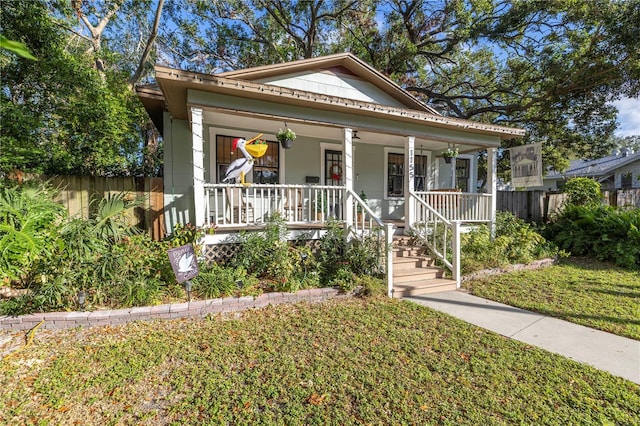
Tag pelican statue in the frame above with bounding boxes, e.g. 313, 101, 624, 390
222, 133, 267, 186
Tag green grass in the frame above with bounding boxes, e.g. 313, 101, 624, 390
464, 257, 640, 340
1, 297, 638, 425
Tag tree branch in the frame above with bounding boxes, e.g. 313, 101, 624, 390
129, 0, 165, 86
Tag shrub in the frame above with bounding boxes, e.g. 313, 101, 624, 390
194, 263, 259, 299
316, 219, 384, 286
563, 177, 602, 206
0, 182, 65, 283
544, 204, 640, 269
329, 265, 356, 292
461, 212, 558, 274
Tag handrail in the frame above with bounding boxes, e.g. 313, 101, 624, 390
409, 191, 461, 286
346, 188, 393, 297
347, 188, 384, 228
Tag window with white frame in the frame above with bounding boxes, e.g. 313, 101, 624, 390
385, 148, 429, 197
215, 134, 279, 183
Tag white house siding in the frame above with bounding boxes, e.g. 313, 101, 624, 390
256, 71, 406, 108
616, 160, 640, 189
163, 115, 196, 232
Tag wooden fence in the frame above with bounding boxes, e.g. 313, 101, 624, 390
47, 175, 165, 240
498, 188, 640, 223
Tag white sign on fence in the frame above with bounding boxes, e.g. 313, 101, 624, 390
510, 142, 543, 187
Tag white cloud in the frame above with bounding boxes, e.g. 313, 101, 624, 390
612, 97, 640, 137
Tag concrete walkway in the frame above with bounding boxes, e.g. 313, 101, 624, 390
406, 291, 640, 385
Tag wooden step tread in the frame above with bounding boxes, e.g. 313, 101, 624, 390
392, 278, 457, 298
393, 269, 444, 283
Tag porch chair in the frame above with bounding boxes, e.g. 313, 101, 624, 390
284, 188, 304, 221
225, 187, 254, 223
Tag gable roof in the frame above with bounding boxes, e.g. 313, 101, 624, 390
546, 152, 640, 179
138, 53, 525, 140
217, 53, 439, 114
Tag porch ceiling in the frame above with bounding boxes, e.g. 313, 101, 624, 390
203, 109, 488, 153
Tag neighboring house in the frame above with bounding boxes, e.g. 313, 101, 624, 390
137, 53, 524, 294
544, 149, 640, 191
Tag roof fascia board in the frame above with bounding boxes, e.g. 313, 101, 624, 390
187, 89, 502, 148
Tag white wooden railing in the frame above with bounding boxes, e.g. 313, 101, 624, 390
409, 192, 461, 287
415, 191, 492, 222
347, 188, 395, 297
204, 184, 345, 227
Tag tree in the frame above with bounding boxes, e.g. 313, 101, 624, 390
377, 0, 639, 168
0, 1, 148, 176
162, 0, 358, 72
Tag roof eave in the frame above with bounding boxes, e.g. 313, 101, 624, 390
155, 66, 525, 140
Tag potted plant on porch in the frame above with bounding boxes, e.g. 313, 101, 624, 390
276, 127, 296, 149
311, 192, 326, 221
442, 148, 459, 164
356, 190, 367, 222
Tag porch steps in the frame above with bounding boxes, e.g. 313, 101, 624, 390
391, 236, 457, 298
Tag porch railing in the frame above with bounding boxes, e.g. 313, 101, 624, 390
203, 183, 395, 297
204, 184, 345, 227
409, 192, 461, 287
347, 188, 395, 297
415, 191, 492, 222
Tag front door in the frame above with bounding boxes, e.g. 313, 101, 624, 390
324, 149, 343, 186
324, 149, 343, 218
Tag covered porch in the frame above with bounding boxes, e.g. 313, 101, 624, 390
138, 53, 524, 296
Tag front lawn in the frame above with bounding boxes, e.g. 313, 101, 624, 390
1, 297, 638, 425
464, 258, 640, 340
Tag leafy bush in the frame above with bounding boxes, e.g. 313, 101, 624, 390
329, 265, 356, 292
194, 263, 259, 299
544, 204, 640, 269
0, 182, 65, 283
563, 177, 601, 206
317, 219, 384, 285
461, 212, 558, 274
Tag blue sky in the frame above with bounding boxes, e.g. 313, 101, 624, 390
612, 97, 640, 137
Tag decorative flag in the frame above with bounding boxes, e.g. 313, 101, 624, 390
510, 142, 543, 187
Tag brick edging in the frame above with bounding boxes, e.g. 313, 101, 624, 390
0, 288, 344, 331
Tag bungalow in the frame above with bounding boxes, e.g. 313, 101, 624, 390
544, 148, 640, 192
137, 53, 524, 296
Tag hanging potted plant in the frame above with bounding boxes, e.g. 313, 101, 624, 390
276, 127, 296, 149
442, 148, 459, 164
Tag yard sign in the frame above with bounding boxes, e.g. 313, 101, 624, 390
167, 244, 199, 283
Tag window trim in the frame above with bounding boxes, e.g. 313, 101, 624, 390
383, 147, 431, 200
210, 129, 281, 184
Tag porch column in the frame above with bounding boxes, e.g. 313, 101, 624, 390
487, 147, 498, 238
191, 107, 205, 227
343, 128, 354, 228
404, 136, 415, 229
